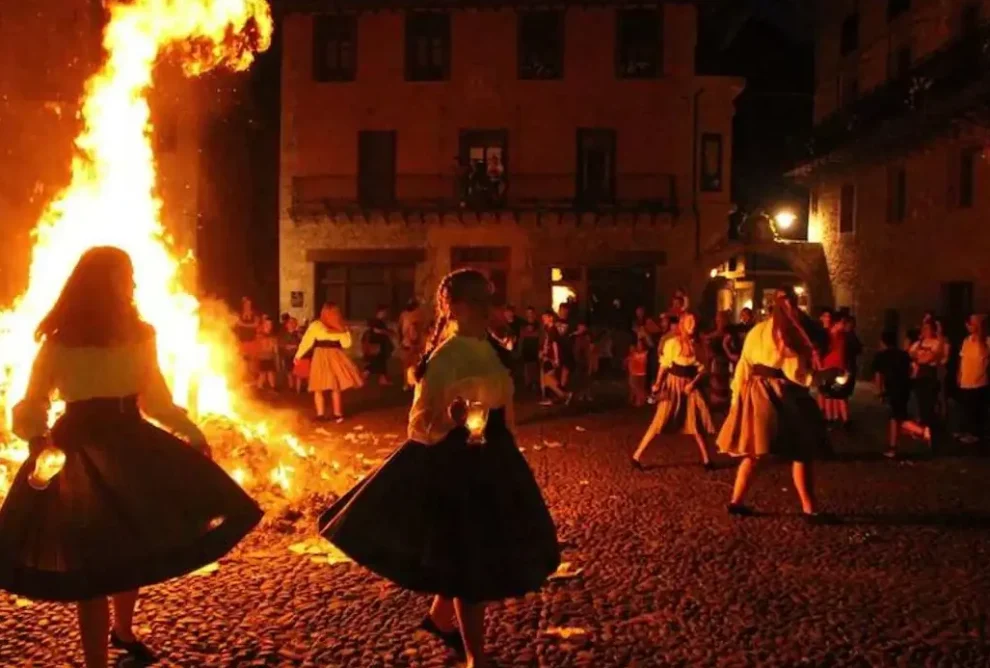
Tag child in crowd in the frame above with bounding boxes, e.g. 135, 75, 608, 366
627, 340, 649, 407
255, 317, 278, 391
872, 330, 919, 457
279, 316, 303, 392
363, 305, 395, 386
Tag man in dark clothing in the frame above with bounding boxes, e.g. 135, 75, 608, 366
872, 329, 917, 457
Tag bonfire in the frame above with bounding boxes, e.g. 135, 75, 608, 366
0, 0, 347, 512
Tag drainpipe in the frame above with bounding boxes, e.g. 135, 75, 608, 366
692, 87, 705, 261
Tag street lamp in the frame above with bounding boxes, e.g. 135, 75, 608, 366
774, 209, 796, 231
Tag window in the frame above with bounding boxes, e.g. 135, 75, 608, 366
961, 3, 981, 36
518, 11, 563, 79
576, 129, 616, 207
405, 12, 450, 81
888, 0, 910, 21
459, 129, 508, 209
315, 263, 415, 322
840, 13, 859, 56
358, 131, 396, 207
887, 166, 907, 223
839, 183, 856, 233
960, 146, 977, 208
616, 9, 662, 79
313, 15, 356, 82
890, 44, 912, 79
700, 133, 723, 192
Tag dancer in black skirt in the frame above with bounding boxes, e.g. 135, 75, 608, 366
320, 268, 560, 668
0, 247, 262, 667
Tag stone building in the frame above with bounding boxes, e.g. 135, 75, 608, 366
792, 0, 990, 350
278, 0, 747, 326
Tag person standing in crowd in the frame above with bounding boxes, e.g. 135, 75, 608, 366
596, 327, 614, 376
555, 303, 576, 389
632, 313, 715, 471
632, 305, 660, 389
909, 320, 941, 447
296, 303, 364, 423
738, 307, 755, 333
279, 315, 303, 392
319, 269, 560, 668
254, 316, 278, 391
872, 330, 918, 458
704, 310, 734, 414
820, 312, 851, 426
626, 338, 649, 406
717, 288, 830, 523
399, 300, 424, 392
235, 296, 260, 374
539, 310, 571, 406
956, 314, 990, 445
0, 247, 261, 668
363, 305, 395, 387
570, 322, 594, 402
934, 318, 951, 418
519, 307, 541, 390
502, 305, 523, 350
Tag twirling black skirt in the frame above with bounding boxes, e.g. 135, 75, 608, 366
319, 410, 560, 603
0, 397, 262, 602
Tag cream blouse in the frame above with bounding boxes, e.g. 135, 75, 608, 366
408, 334, 515, 445
659, 337, 704, 371
12, 336, 205, 444
731, 320, 813, 397
295, 321, 353, 360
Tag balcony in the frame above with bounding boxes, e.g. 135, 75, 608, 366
792, 19, 990, 178
289, 172, 680, 223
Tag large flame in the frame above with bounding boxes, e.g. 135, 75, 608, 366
0, 0, 286, 499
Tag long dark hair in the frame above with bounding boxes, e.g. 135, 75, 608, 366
36, 246, 148, 346
414, 268, 494, 381
771, 288, 815, 360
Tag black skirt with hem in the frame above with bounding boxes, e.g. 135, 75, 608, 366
319, 409, 560, 603
0, 397, 262, 602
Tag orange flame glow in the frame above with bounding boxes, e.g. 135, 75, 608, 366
0, 0, 275, 499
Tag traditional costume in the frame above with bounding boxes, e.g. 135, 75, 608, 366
295, 320, 363, 393
717, 320, 827, 461
319, 333, 559, 603
646, 336, 715, 436
0, 333, 262, 602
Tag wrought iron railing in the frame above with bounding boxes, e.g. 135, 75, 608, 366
290, 171, 679, 217
805, 18, 990, 168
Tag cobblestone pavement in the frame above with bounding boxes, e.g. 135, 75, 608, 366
3, 386, 990, 667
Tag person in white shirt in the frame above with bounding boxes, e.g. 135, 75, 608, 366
295, 303, 363, 422
319, 269, 559, 668
631, 313, 715, 470
956, 314, 990, 444
717, 288, 831, 523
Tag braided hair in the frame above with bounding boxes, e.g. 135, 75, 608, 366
413, 268, 494, 381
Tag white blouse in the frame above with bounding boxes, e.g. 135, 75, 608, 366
659, 337, 704, 371
295, 321, 353, 360
407, 334, 515, 445
13, 336, 205, 444
730, 320, 813, 397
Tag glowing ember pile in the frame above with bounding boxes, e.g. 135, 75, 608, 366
0, 0, 343, 507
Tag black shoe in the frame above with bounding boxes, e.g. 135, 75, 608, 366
631, 458, 646, 471
110, 629, 156, 663
727, 503, 754, 517
419, 616, 465, 658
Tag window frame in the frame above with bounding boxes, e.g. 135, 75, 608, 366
312, 14, 357, 83
357, 130, 397, 208
405, 12, 451, 82
615, 8, 663, 79
575, 128, 617, 207
839, 183, 857, 234
459, 129, 509, 209
315, 263, 415, 322
518, 10, 564, 80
